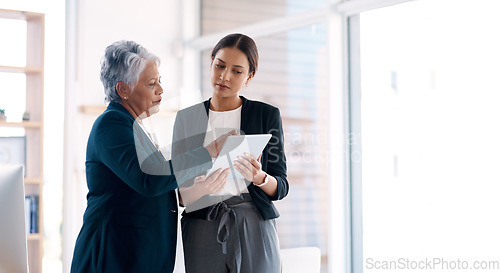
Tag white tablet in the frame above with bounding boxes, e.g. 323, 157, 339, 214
208, 134, 272, 180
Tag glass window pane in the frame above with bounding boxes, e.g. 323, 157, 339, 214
201, 23, 329, 257
201, 0, 326, 35
360, 0, 500, 267
0, 18, 27, 67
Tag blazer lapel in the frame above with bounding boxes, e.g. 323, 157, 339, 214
186, 101, 210, 149
240, 96, 250, 135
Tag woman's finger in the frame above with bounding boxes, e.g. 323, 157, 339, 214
214, 130, 239, 154
194, 175, 206, 184
213, 175, 228, 192
236, 156, 252, 170
209, 168, 230, 186
210, 171, 229, 193
215, 168, 230, 180
257, 153, 262, 162
234, 162, 252, 180
221, 168, 231, 176
205, 168, 223, 182
244, 153, 261, 169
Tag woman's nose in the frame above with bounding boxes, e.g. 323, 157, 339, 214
157, 84, 164, 95
220, 70, 229, 81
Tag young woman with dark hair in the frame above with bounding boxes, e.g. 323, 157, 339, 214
172, 33, 289, 273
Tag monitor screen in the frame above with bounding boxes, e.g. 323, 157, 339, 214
0, 164, 28, 273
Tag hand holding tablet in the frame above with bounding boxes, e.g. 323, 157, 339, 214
207, 134, 272, 180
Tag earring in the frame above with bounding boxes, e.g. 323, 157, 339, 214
124, 97, 127, 99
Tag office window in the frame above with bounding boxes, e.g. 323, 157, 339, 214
201, 0, 325, 35
356, 0, 500, 269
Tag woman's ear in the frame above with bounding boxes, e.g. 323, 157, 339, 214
116, 82, 129, 100
245, 73, 254, 86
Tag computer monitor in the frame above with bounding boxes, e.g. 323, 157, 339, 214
0, 164, 28, 273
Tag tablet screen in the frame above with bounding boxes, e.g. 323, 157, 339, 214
209, 134, 272, 180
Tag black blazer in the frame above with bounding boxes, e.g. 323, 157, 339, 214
71, 102, 212, 273
172, 96, 289, 220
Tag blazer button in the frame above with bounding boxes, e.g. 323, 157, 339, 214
171, 209, 177, 213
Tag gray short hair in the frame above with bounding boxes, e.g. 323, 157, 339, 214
100, 40, 160, 103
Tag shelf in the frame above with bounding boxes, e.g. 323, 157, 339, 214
0, 65, 43, 74
1, 8, 45, 273
80, 104, 178, 117
27, 233, 41, 241
0, 9, 43, 20
79, 105, 106, 115
0, 121, 42, 128
25, 177, 42, 185
0, 9, 26, 19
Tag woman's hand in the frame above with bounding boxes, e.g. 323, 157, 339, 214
193, 168, 230, 195
233, 153, 278, 197
179, 168, 230, 206
204, 130, 239, 158
233, 153, 266, 184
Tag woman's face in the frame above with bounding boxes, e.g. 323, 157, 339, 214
127, 61, 163, 117
210, 47, 252, 99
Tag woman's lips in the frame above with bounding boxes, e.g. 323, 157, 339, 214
216, 83, 229, 90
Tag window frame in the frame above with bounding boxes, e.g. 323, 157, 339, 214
340, 1, 417, 273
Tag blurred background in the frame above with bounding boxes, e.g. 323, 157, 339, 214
1, 0, 500, 272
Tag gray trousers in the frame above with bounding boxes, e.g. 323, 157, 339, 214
181, 196, 281, 273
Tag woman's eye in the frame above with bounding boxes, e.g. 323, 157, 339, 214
216, 64, 225, 68
233, 70, 242, 74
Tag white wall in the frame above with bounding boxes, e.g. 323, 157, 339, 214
63, 1, 184, 272
75, 0, 183, 105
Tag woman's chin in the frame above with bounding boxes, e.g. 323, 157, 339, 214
148, 105, 160, 115
214, 90, 239, 98
137, 105, 160, 119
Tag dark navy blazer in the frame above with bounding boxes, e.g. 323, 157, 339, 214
71, 102, 212, 273
172, 96, 289, 220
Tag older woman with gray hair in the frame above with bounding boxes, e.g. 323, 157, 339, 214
70, 40, 230, 273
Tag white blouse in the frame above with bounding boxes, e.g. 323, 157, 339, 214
203, 105, 249, 196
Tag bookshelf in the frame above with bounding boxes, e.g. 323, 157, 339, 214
0, 9, 44, 273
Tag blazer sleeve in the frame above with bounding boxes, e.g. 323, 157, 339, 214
171, 110, 213, 188
93, 111, 211, 198
264, 107, 289, 201
171, 112, 186, 157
